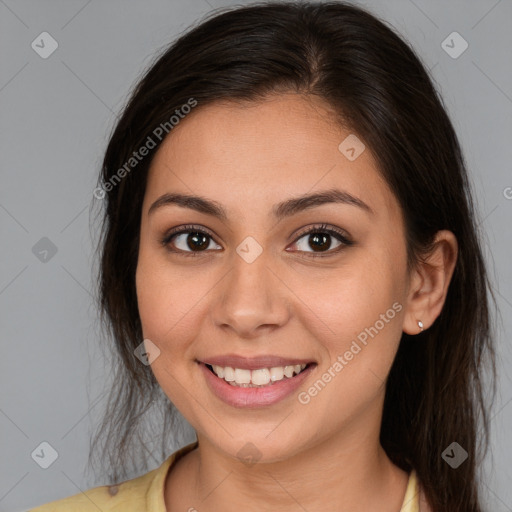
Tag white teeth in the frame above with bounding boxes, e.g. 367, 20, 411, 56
212, 365, 224, 378
269, 366, 284, 382
251, 368, 271, 386
209, 363, 307, 387
223, 367, 235, 381
234, 368, 251, 384
283, 365, 295, 378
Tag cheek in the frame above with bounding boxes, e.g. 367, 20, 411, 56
135, 255, 204, 414
135, 249, 227, 397
306, 254, 402, 336
135, 249, 197, 352
303, 248, 405, 388
295, 264, 404, 427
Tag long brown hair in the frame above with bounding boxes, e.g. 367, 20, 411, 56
89, 2, 497, 510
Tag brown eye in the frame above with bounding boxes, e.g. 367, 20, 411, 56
161, 225, 222, 255
174, 231, 212, 251
288, 223, 354, 257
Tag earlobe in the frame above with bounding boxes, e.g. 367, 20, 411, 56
402, 230, 458, 335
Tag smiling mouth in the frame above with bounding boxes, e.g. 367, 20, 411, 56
204, 363, 314, 388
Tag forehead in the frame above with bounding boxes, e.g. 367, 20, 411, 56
144, 94, 400, 222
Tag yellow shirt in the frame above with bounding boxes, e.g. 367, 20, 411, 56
29, 441, 421, 511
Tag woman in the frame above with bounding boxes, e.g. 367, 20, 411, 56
30, 1, 496, 511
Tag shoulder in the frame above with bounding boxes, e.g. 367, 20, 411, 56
28, 441, 199, 512
410, 470, 433, 512
27, 471, 155, 512
401, 469, 434, 512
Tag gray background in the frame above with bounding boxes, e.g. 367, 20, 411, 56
1, 0, 511, 511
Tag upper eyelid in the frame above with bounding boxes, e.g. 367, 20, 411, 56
294, 224, 350, 240
164, 224, 217, 242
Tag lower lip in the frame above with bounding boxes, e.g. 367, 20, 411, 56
199, 363, 315, 408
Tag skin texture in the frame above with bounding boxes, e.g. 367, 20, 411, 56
135, 93, 457, 512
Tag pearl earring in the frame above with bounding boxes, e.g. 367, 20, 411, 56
418, 320, 424, 332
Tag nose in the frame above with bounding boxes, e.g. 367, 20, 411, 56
212, 249, 291, 339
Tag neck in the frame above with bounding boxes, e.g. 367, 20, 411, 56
165, 419, 409, 511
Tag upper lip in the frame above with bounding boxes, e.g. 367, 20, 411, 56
199, 354, 315, 370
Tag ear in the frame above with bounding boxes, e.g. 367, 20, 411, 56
402, 230, 458, 335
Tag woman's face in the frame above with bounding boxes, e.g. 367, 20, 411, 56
136, 93, 411, 462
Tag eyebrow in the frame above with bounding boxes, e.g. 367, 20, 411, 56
148, 188, 374, 220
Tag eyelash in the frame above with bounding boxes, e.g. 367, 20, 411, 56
160, 223, 354, 259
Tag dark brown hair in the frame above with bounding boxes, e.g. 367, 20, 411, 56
89, 2, 497, 510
